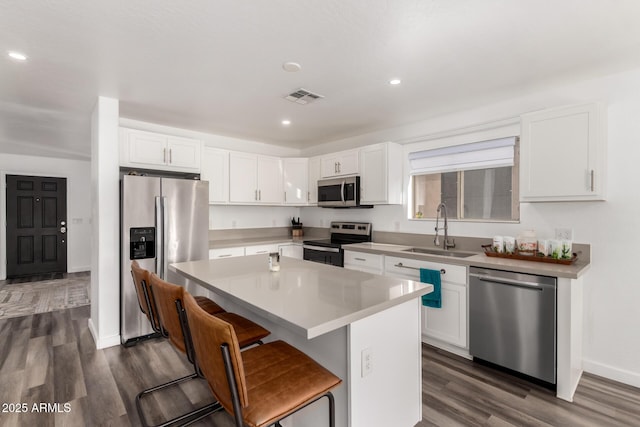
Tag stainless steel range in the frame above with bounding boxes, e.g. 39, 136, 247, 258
302, 221, 372, 267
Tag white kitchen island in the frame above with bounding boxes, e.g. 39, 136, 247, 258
170, 255, 433, 427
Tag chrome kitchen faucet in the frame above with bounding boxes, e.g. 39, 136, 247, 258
434, 202, 455, 250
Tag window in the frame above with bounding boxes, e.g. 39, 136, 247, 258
409, 137, 519, 221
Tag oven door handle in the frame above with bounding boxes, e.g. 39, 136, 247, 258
303, 244, 341, 253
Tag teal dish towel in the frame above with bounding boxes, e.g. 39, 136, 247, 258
420, 268, 442, 308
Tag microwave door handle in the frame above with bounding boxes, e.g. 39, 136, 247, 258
341, 180, 345, 204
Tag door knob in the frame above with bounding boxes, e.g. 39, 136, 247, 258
60, 226, 67, 234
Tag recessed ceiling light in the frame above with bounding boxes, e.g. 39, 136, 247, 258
8, 51, 27, 61
281, 120, 291, 126
389, 79, 401, 85
282, 62, 301, 72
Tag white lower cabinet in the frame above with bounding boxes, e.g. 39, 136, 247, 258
209, 247, 245, 259
385, 256, 468, 350
278, 243, 303, 259
344, 251, 384, 274
245, 244, 279, 255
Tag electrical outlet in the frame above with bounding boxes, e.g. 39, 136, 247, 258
361, 347, 373, 377
555, 228, 573, 240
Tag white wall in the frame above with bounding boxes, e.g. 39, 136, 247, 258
302, 67, 640, 387
0, 154, 92, 279
209, 205, 301, 230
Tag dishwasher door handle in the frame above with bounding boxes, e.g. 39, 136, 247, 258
470, 274, 544, 290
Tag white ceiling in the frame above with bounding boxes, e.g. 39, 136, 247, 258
2, 0, 640, 160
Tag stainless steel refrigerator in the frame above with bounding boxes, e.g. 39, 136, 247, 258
120, 174, 209, 345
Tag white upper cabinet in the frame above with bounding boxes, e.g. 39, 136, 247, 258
201, 147, 229, 204
320, 149, 359, 178
359, 142, 403, 204
283, 158, 308, 205
229, 152, 283, 204
120, 128, 201, 172
307, 156, 321, 205
520, 102, 606, 202
257, 155, 284, 204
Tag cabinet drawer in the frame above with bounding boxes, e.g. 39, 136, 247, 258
384, 256, 466, 285
245, 244, 279, 255
209, 247, 245, 259
344, 251, 384, 273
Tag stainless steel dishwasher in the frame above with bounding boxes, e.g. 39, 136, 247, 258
469, 267, 557, 384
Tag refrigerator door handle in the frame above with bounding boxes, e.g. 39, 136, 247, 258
161, 196, 169, 279
155, 196, 163, 277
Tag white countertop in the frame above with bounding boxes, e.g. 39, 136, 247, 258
344, 242, 590, 279
170, 255, 432, 339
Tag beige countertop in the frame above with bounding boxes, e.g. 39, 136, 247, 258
343, 242, 590, 279
209, 236, 321, 249
170, 255, 432, 339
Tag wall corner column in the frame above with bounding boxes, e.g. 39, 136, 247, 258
89, 96, 121, 349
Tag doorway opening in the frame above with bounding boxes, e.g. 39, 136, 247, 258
6, 175, 68, 279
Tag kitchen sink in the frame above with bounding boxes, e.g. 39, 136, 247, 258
401, 247, 476, 258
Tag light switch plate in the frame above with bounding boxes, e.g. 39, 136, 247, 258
361, 347, 373, 377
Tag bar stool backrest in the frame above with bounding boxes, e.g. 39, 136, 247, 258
183, 291, 249, 411
149, 273, 189, 354
131, 261, 160, 332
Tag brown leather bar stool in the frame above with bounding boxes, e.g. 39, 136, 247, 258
131, 260, 225, 335
131, 262, 227, 427
183, 291, 342, 427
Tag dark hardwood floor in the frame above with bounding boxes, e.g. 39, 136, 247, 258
1, 306, 639, 426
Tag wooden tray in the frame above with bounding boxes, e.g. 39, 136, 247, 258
481, 245, 578, 265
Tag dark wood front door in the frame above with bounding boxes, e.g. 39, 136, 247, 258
6, 175, 67, 278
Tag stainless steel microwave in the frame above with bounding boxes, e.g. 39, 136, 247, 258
317, 176, 360, 207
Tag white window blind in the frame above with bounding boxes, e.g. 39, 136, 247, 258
408, 136, 517, 175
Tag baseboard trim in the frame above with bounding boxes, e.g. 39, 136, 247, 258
68, 266, 90, 273
422, 335, 471, 360
88, 318, 121, 350
583, 359, 640, 388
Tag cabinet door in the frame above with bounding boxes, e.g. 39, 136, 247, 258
127, 129, 167, 166
229, 152, 258, 203
307, 157, 321, 204
320, 155, 340, 178
201, 147, 229, 203
256, 155, 283, 204
278, 244, 303, 259
167, 136, 201, 170
360, 144, 387, 204
245, 244, 279, 255
337, 149, 359, 175
209, 247, 245, 259
344, 251, 383, 274
422, 282, 467, 348
283, 158, 308, 205
320, 149, 360, 178
520, 102, 606, 201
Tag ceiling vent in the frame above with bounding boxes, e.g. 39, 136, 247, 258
284, 88, 324, 105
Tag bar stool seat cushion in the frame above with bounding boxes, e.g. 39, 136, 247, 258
240, 341, 341, 427
194, 295, 225, 315
214, 312, 270, 348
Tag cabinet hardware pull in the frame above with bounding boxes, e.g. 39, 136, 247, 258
394, 262, 445, 275
163, 148, 166, 163
334, 162, 338, 173
259, 189, 261, 200
169, 148, 172, 164
354, 257, 366, 261
219, 254, 232, 258
590, 170, 595, 192
307, 191, 310, 202
255, 189, 258, 201
284, 191, 286, 202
